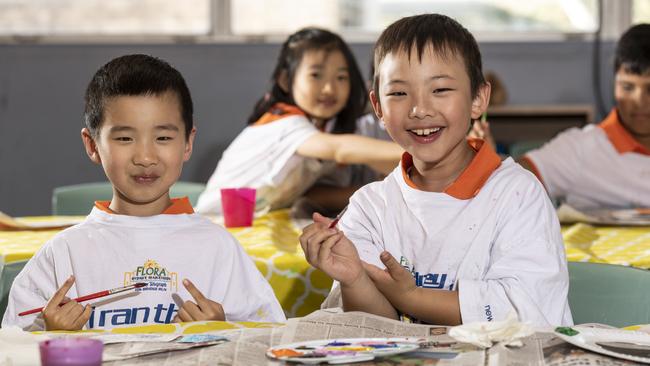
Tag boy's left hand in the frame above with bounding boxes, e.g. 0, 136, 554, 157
363, 251, 418, 312
173, 279, 225, 322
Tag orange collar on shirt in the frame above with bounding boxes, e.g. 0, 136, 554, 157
94, 197, 194, 215
253, 102, 306, 126
401, 138, 502, 199
599, 109, 650, 156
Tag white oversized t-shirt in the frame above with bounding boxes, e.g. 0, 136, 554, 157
2, 198, 285, 330
524, 109, 650, 210
334, 141, 573, 327
196, 103, 336, 214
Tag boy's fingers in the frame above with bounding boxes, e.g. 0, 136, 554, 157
72, 305, 92, 330
54, 298, 78, 317
317, 232, 342, 265
183, 279, 207, 303
299, 228, 316, 258
307, 229, 337, 264
363, 262, 390, 283
379, 251, 403, 279
182, 300, 204, 319
212, 302, 225, 320
62, 301, 84, 319
312, 212, 333, 225
300, 223, 318, 237
299, 225, 322, 255
176, 307, 194, 322
47, 276, 75, 309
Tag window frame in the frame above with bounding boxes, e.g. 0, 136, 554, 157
0, 0, 635, 44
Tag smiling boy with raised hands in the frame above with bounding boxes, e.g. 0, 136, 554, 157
3, 54, 285, 331
300, 14, 573, 327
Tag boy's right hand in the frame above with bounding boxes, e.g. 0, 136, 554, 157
299, 213, 364, 287
43, 276, 92, 331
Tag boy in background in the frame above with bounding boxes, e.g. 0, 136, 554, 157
474, 24, 650, 210
3, 54, 285, 330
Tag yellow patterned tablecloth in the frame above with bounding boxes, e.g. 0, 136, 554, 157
562, 223, 650, 268
2, 214, 650, 318
0, 210, 333, 318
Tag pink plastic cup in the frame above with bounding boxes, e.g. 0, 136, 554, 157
39, 338, 103, 366
220, 188, 256, 228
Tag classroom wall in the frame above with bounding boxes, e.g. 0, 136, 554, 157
0, 40, 616, 216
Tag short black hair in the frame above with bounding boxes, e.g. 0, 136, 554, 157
247, 27, 367, 134
84, 54, 193, 139
615, 23, 650, 75
373, 13, 485, 100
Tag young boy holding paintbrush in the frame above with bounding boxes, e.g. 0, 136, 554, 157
2, 54, 285, 331
301, 14, 572, 326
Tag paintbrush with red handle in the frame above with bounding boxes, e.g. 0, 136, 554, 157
19, 282, 147, 316
328, 206, 349, 229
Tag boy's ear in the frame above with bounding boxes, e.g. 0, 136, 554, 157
81, 128, 102, 165
183, 127, 197, 162
277, 70, 290, 93
369, 90, 383, 120
470, 82, 491, 120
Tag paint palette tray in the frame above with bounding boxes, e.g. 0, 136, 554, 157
267, 337, 420, 364
555, 326, 650, 364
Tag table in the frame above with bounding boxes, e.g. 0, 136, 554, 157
563, 224, 650, 267
1, 213, 649, 318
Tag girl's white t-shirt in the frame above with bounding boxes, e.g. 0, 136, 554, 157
196, 113, 337, 215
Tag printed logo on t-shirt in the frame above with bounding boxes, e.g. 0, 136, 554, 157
124, 259, 178, 292
88, 303, 178, 329
399, 256, 453, 290
398, 255, 453, 324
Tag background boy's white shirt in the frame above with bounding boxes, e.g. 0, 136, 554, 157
2, 208, 286, 330
196, 115, 336, 214
334, 158, 573, 327
525, 125, 650, 210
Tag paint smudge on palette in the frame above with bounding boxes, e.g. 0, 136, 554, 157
267, 338, 420, 364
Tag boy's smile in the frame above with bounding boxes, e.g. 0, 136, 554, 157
371, 44, 490, 190
82, 91, 195, 216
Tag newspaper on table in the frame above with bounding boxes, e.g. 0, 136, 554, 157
278, 308, 485, 365
278, 310, 643, 366
1, 313, 642, 365
96, 312, 650, 365
100, 326, 284, 366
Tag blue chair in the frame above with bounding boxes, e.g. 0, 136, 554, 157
0, 260, 28, 320
52, 181, 206, 215
568, 262, 650, 327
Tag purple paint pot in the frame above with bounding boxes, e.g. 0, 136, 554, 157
39, 338, 103, 366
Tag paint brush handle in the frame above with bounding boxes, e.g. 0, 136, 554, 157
18, 282, 146, 316
328, 206, 349, 229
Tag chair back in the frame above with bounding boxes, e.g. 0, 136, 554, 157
52, 181, 206, 215
0, 260, 28, 320
568, 262, 650, 327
